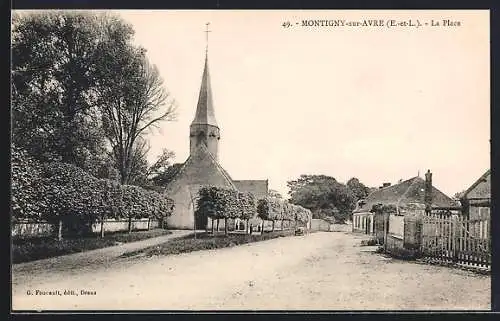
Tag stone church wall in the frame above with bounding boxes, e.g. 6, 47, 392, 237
165, 148, 236, 229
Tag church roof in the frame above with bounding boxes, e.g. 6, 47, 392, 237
353, 176, 458, 213
164, 142, 237, 193
191, 54, 218, 128
201, 143, 235, 188
233, 180, 269, 200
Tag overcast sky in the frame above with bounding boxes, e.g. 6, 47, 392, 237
109, 10, 489, 198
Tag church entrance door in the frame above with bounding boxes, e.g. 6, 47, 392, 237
194, 208, 208, 230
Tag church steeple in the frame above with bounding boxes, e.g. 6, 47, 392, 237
190, 23, 220, 159
191, 53, 218, 127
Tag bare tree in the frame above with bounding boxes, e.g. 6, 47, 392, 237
99, 47, 177, 185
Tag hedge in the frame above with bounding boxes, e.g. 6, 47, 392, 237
196, 187, 258, 219
11, 147, 47, 222
196, 186, 312, 234
257, 197, 284, 221
11, 148, 175, 238
257, 197, 310, 223
238, 192, 256, 220
294, 204, 312, 224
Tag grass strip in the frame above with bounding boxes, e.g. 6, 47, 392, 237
12, 229, 172, 264
122, 230, 297, 258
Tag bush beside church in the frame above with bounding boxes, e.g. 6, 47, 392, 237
196, 186, 312, 235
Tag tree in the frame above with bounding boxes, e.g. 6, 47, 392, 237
96, 40, 177, 184
145, 148, 178, 187
11, 11, 112, 170
150, 163, 183, 187
148, 149, 176, 178
238, 192, 256, 234
268, 189, 283, 199
346, 177, 370, 201
454, 190, 466, 200
287, 174, 356, 223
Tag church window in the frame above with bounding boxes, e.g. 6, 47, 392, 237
196, 131, 206, 145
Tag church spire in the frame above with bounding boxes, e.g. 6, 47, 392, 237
191, 23, 218, 128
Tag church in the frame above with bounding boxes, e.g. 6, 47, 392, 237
164, 39, 269, 230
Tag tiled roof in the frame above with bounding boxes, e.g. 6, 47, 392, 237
201, 144, 237, 190
233, 180, 269, 200
462, 169, 491, 200
164, 142, 237, 192
353, 176, 457, 213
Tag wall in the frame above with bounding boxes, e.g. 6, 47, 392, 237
12, 221, 53, 239
373, 213, 385, 244
12, 219, 161, 239
311, 219, 333, 232
91, 218, 158, 233
165, 147, 237, 229
385, 234, 404, 254
388, 214, 404, 239
206, 217, 296, 233
331, 223, 352, 232
469, 205, 490, 220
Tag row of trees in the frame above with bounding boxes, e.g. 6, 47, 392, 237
257, 197, 312, 232
12, 148, 174, 239
196, 186, 311, 236
287, 175, 374, 222
12, 11, 177, 188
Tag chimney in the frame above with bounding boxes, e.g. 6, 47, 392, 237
424, 169, 432, 212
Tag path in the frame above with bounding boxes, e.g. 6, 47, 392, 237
12, 232, 490, 310
12, 230, 194, 289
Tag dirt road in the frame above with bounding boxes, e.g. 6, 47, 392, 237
12, 232, 490, 311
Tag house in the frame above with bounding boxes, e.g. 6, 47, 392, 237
460, 169, 490, 220
352, 171, 458, 236
163, 50, 268, 230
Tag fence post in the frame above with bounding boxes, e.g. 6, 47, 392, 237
417, 214, 423, 256
451, 215, 457, 262
383, 212, 388, 251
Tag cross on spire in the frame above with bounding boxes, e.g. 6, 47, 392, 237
204, 22, 211, 54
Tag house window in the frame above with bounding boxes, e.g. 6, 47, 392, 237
480, 207, 490, 218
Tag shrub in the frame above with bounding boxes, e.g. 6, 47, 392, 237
11, 147, 47, 222
238, 192, 257, 220
12, 151, 175, 238
257, 197, 283, 221
361, 238, 378, 246
294, 205, 311, 224
386, 247, 421, 260
196, 186, 240, 220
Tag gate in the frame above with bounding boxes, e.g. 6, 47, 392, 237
421, 210, 491, 271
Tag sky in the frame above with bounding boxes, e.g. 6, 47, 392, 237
75, 10, 492, 197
